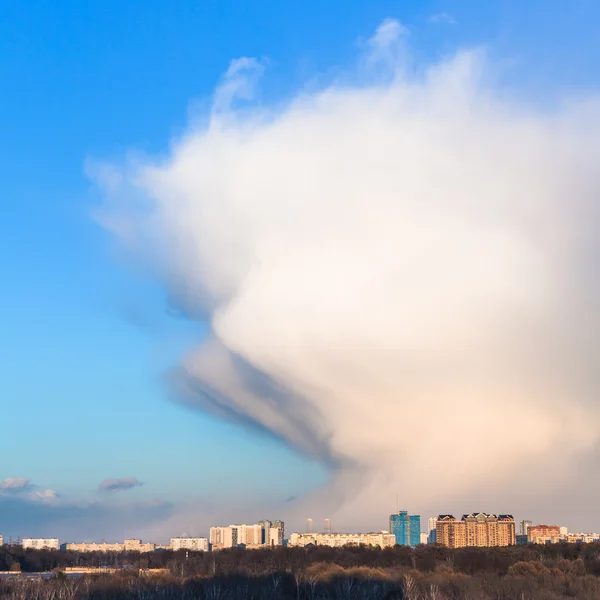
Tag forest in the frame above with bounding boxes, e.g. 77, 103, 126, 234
2, 542, 600, 599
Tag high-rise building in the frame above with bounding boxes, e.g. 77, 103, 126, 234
427, 517, 437, 544
435, 514, 515, 548
389, 511, 420, 547
520, 520, 532, 536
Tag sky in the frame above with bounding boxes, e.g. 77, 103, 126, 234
1, 0, 600, 542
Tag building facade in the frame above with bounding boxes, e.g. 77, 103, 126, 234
520, 520, 532, 536
288, 532, 395, 549
22, 538, 60, 550
528, 525, 560, 544
124, 539, 156, 553
427, 517, 437, 544
210, 521, 285, 550
389, 511, 421, 547
63, 542, 125, 552
435, 514, 515, 548
170, 537, 209, 552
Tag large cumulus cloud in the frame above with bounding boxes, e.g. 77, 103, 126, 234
94, 20, 600, 532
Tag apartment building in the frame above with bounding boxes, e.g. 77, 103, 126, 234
124, 539, 156, 553
528, 525, 560, 544
288, 532, 395, 549
63, 542, 125, 552
209, 521, 284, 550
170, 537, 209, 552
22, 538, 60, 550
435, 514, 515, 548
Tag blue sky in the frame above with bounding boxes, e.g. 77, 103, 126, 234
1, 0, 600, 540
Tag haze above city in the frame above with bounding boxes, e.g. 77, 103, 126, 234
2, 0, 600, 543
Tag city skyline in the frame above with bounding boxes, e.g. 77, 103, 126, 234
2, 0, 600, 541
5, 511, 600, 553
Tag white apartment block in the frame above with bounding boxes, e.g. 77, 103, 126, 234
63, 542, 125, 552
0, 535, 3, 546
210, 521, 284, 550
288, 532, 395, 549
22, 538, 60, 550
210, 526, 234, 550
170, 537, 209, 552
124, 539, 156, 553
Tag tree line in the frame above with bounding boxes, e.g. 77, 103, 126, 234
2, 542, 600, 599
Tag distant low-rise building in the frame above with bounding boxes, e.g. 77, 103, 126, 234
170, 537, 209, 552
516, 535, 528, 545
124, 539, 156, 553
420, 532, 428, 544
565, 533, 600, 544
62, 542, 125, 552
288, 532, 395, 549
22, 538, 60, 550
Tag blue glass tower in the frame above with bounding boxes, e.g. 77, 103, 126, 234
390, 511, 421, 547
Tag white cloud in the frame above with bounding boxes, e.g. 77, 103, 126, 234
96, 20, 600, 531
0, 477, 30, 491
429, 12, 456, 25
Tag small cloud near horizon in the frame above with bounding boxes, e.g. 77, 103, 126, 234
0, 477, 31, 491
98, 477, 144, 493
429, 12, 456, 24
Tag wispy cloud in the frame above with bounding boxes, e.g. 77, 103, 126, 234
213, 56, 265, 114
98, 477, 144, 493
368, 17, 408, 47
0, 477, 171, 541
429, 12, 456, 24
0, 477, 57, 503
